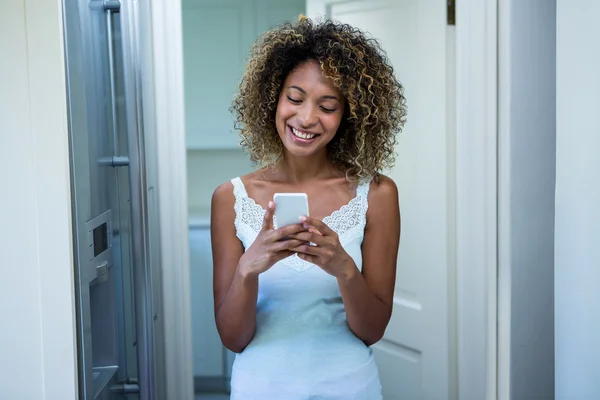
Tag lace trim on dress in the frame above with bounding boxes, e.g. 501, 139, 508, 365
230, 177, 371, 272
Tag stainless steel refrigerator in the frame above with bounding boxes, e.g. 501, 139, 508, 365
62, 0, 166, 398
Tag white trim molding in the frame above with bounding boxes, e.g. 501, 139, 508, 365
143, 1, 195, 399
496, 1, 511, 398
456, 0, 498, 399
1, 0, 78, 398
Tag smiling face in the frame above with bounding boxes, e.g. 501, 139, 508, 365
275, 59, 345, 159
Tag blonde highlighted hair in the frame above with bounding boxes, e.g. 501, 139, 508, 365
231, 17, 407, 180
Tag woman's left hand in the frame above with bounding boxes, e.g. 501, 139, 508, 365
288, 216, 355, 278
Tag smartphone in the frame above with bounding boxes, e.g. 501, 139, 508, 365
273, 193, 309, 228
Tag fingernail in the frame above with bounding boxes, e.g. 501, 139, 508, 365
299, 216, 307, 222
268, 201, 274, 209
303, 223, 309, 229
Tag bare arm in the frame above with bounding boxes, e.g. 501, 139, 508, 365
211, 183, 308, 352
211, 183, 257, 353
291, 176, 400, 345
339, 176, 400, 345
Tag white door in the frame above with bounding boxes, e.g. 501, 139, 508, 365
307, 1, 454, 399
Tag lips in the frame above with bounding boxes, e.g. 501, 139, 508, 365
291, 126, 317, 139
288, 125, 320, 144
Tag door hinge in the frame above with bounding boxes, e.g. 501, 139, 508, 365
110, 383, 140, 394
98, 156, 130, 167
89, 0, 120, 12
448, 0, 456, 25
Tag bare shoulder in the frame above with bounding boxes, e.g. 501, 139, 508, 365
368, 174, 399, 206
211, 180, 237, 227
213, 180, 234, 200
212, 180, 235, 209
366, 174, 400, 228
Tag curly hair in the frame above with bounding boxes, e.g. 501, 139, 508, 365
230, 16, 406, 180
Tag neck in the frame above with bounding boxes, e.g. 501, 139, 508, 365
277, 150, 335, 183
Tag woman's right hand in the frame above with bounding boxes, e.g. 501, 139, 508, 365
237, 200, 308, 277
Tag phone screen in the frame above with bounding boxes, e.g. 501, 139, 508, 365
273, 193, 309, 228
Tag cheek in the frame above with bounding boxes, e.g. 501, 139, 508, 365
274, 103, 284, 128
324, 113, 344, 134
276, 96, 292, 118
275, 100, 291, 135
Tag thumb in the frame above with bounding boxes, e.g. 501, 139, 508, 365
261, 200, 275, 232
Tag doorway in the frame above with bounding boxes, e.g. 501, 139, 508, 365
178, 0, 498, 399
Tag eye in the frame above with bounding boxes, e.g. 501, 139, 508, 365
287, 96, 302, 104
320, 106, 337, 113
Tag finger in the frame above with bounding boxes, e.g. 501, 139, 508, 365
290, 243, 324, 256
299, 216, 334, 236
274, 250, 296, 262
296, 252, 318, 264
287, 231, 327, 246
270, 239, 306, 252
270, 223, 309, 241
261, 201, 275, 232
308, 227, 323, 236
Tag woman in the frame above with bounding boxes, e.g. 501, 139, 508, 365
210, 16, 406, 399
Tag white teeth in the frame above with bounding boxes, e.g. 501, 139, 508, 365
291, 127, 316, 139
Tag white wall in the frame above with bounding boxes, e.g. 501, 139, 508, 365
0, 1, 78, 399
555, 1, 600, 398
498, 0, 556, 398
187, 149, 253, 381
187, 150, 254, 214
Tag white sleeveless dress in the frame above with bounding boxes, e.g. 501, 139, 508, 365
229, 177, 383, 400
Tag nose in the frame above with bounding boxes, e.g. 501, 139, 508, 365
297, 104, 318, 128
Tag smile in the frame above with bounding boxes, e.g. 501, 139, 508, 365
290, 126, 319, 141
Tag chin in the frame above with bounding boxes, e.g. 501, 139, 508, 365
282, 145, 318, 158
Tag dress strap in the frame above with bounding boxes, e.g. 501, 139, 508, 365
230, 177, 249, 199
230, 177, 264, 245
356, 178, 372, 218
356, 178, 372, 200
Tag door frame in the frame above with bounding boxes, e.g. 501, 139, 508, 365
455, 0, 498, 399
148, 0, 499, 399
138, 1, 195, 399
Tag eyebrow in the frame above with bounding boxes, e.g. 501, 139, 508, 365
287, 85, 340, 101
